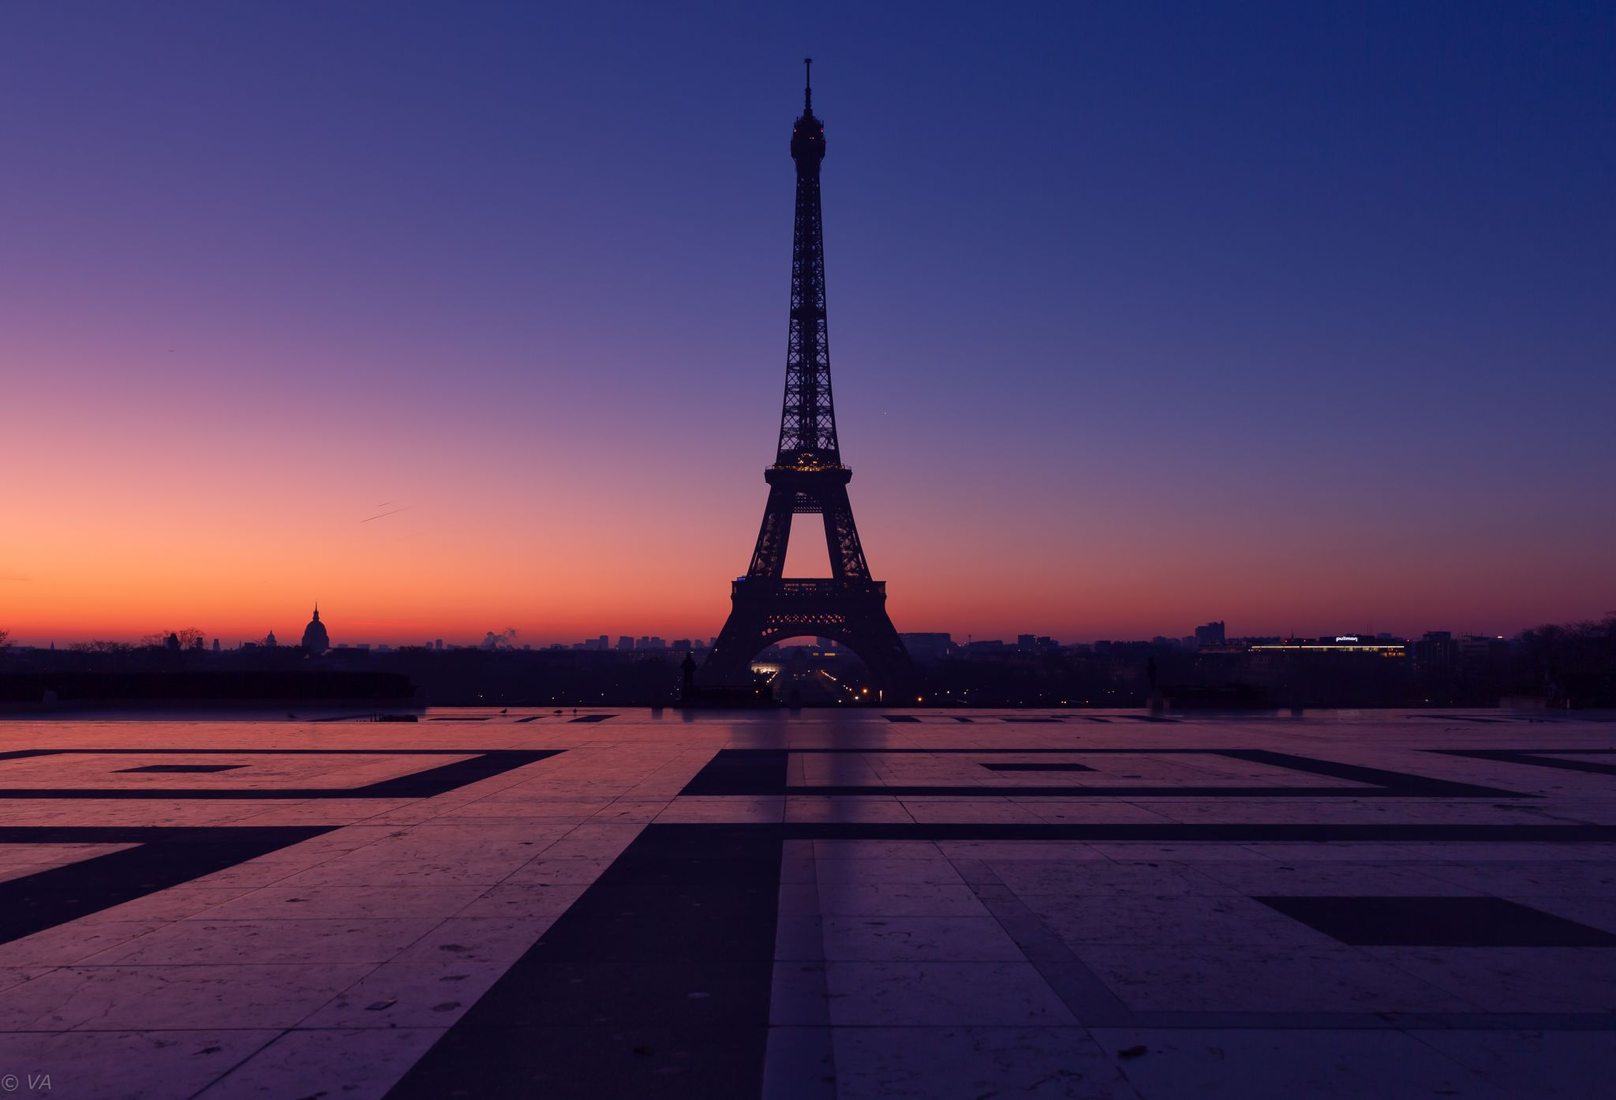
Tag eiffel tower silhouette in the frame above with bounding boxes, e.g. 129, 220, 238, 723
702, 61, 913, 697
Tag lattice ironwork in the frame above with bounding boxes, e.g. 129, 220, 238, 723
775, 58, 840, 466
704, 62, 913, 695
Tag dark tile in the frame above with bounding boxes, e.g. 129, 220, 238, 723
680, 750, 789, 795
0, 748, 559, 800
385, 823, 782, 1097
980, 763, 1095, 773
1255, 895, 1616, 947
0, 826, 331, 945
1436, 749, 1616, 778
117, 764, 246, 774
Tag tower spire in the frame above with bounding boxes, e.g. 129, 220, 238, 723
804, 56, 813, 112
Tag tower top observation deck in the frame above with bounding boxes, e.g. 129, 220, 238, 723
791, 58, 824, 168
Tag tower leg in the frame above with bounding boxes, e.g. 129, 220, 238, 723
746, 486, 796, 578
700, 577, 913, 699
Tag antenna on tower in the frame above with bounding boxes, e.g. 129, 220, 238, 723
804, 56, 813, 110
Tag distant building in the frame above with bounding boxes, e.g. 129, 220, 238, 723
617, 636, 634, 653
301, 606, 330, 656
899, 633, 953, 662
1250, 636, 1405, 657
264, 631, 277, 648
1411, 631, 1458, 673
1457, 635, 1495, 663
1194, 621, 1226, 647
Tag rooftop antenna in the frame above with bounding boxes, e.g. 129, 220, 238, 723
804, 56, 813, 111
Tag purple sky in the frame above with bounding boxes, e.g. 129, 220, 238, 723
2, 2, 1612, 646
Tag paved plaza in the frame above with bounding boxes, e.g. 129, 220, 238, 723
0, 709, 1612, 1097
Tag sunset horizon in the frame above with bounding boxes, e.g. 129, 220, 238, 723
5, 4, 1610, 654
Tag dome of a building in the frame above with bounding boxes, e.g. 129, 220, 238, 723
301, 605, 330, 656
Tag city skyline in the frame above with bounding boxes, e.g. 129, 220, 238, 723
3, 4, 1612, 648
0, 605, 1539, 653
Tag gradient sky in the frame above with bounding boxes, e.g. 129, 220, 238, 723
2, 2, 1612, 647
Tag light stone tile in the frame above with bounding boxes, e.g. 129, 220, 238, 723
0, 843, 136, 867
75, 886, 255, 924
815, 859, 965, 886
813, 840, 941, 860
900, 800, 1045, 824
936, 841, 1110, 861
655, 796, 786, 823
994, 860, 1231, 897
823, 961, 1075, 1026
0, 922, 169, 968
270, 856, 529, 888
82, 917, 441, 966
1368, 946, 1616, 1013
0, 964, 377, 1031
832, 1026, 1133, 1099
1507, 893, 1616, 932
1091, 1028, 1512, 1100
195, 1026, 446, 1099
1076, 944, 1474, 1014
501, 857, 615, 885
586, 799, 667, 822
815, 883, 992, 918
1423, 860, 1616, 895
1090, 841, 1275, 862
1024, 801, 1179, 825
1031, 893, 1338, 947
199, 884, 486, 921
428, 799, 614, 821
774, 915, 824, 961
1411, 1029, 1616, 1099
770, 962, 830, 1026
761, 1025, 836, 1100
0, 1029, 280, 1100
452, 882, 590, 919
297, 959, 509, 1029
818, 916, 1026, 961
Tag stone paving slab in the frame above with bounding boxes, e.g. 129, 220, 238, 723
0, 708, 1611, 1097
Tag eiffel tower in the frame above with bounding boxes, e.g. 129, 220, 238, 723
703, 60, 913, 697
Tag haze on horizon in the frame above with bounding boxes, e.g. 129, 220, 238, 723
2, 3, 1612, 649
